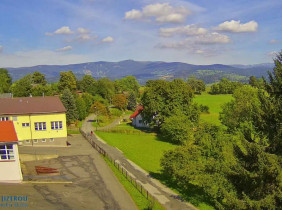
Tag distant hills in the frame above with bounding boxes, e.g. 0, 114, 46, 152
6, 60, 274, 84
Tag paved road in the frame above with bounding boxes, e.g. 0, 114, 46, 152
1, 135, 138, 210
82, 114, 197, 210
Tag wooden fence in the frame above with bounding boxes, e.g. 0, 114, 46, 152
80, 129, 156, 205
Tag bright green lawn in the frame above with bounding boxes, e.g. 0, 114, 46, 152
96, 127, 214, 209
194, 92, 233, 125
96, 131, 176, 174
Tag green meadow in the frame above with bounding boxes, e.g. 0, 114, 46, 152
194, 92, 233, 125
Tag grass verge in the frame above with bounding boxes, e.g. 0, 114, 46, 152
103, 157, 165, 210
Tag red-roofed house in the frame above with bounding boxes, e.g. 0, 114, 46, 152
129, 106, 149, 128
0, 121, 23, 182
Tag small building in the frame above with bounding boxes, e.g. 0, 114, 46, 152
0, 121, 22, 182
0, 96, 67, 147
130, 106, 149, 128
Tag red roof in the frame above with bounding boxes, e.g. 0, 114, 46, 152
0, 121, 18, 142
130, 106, 144, 119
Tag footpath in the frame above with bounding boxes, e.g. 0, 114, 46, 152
81, 114, 197, 210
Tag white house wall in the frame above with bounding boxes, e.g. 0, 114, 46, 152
0, 144, 22, 182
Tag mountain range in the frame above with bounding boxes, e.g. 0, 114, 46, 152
6, 60, 274, 84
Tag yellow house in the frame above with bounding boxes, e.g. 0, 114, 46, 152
0, 96, 67, 147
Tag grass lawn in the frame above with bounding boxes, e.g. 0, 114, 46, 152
194, 92, 233, 125
96, 130, 176, 174
104, 157, 165, 210
96, 123, 215, 209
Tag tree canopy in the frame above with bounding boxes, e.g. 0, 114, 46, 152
0, 68, 12, 93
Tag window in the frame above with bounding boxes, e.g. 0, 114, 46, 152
22, 123, 30, 127
0, 117, 9, 121
139, 120, 143, 124
34, 122, 46, 131
42, 139, 46, 143
33, 139, 38, 143
51, 121, 63, 130
50, 138, 54, 142
0, 144, 15, 161
25, 140, 30, 143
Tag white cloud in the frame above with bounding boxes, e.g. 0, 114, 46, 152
70, 34, 98, 42
159, 25, 207, 37
77, 27, 90, 34
269, 39, 279, 44
102, 36, 114, 43
157, 32, 230, 56
124, 3, 191, 24
46, 26, 74, 36
54, 26, 74, 35
194, 32, 230, 44
0, 50, 90, 68
56, 46, 73, 52
125, 9, 143, 20
215, 20, 258, 33
0, 46, 3, 53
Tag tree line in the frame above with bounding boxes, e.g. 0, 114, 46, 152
140, 51, 282, 209
0, 70, 140, 124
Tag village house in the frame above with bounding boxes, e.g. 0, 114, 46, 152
0, 121, 22, 182
130, 106, 149, 128
0, 96, 67, 147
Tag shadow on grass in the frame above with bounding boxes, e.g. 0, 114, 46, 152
149, 172, 215, 208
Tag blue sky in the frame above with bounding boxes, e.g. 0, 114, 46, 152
0, 0, 281, 67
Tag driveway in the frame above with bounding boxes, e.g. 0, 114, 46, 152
0, 135, 137, 210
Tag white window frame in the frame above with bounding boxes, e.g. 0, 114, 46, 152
25, 140, 30, 143
41, 139, 46, 143
22, 123, 30, 127
33, 139, 38, 143
34, 122, 46, 131
0, 144, 15, 161
0, 117, 9, 121
51, 121, 63, 130
50, 138, 54, 142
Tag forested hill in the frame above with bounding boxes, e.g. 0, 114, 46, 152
6, 60, 273, 84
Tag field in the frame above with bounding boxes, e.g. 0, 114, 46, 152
96, 123, 214, 209
194, 92, 233, 125
96, 125, 176, 174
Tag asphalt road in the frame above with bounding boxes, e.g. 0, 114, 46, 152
0, 135, 138, 210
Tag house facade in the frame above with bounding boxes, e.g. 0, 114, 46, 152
0, 96, 67, 147
130, 106, 149, 128
0, 121, 22, 182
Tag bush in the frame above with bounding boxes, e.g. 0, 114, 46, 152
199, 104, 209, 113
110, 108, 123, 117
160, 115, 194, 144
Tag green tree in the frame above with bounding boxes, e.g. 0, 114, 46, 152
81, 93, 95, 113
10, 74, 33, 97
141, 79, 199, 127
60, 89, 78, 124
127, 91, 137, 110
31, 85, 52, 96
160, 115, 194, 144
0, 68, 12, 93
96, 78, 115, 102
79, 75, 96, 94
115, 76, 140, 96
32, 71, 47, 85
75, 97, 87, 120
58, 71, 77, 92
187, 76, 205, 94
